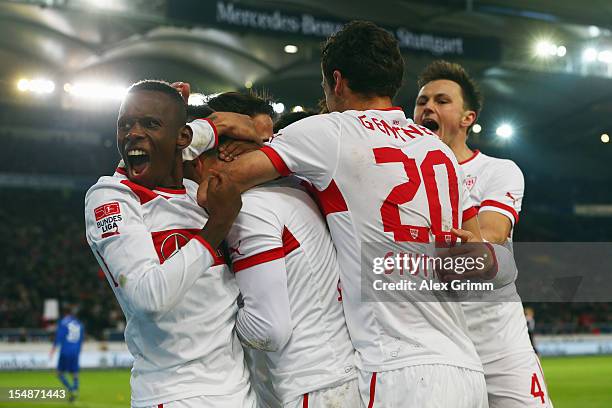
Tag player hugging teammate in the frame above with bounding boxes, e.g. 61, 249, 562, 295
85, 20, 552, 408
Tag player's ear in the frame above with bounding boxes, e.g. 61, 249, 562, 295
461, 110, 476, 129
332, 70, 344, 96
177, 125, 192, 150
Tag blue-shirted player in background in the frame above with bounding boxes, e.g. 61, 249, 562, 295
50, 304, 84, 402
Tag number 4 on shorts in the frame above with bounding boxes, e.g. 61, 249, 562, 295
530, 372, 545, 404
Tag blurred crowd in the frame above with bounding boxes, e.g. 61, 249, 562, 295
0, 180, 612, 339
0, 189, 123, 339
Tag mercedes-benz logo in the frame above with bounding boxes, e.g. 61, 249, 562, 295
160, 232, 189, 260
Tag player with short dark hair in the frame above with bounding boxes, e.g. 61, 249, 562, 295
414, 60, 553, 407
85, 80, 255, 408
207, 91, 274, 119
190, 21, 494, 407
207, 92, 274, 143
321, 21, 403, 100
274, 110, 317, 133
50, 304, 83, 402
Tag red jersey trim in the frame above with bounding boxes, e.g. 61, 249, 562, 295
96, 250, 119, 288
260, 146, 292, 176
480, 199, 519, 224
458, 149, 480, 165
115, 167, 127, 176
154, 186, 187, 195
198, 118, 218, 148
233, 229, 300, 272
233, 247, 285, 272
120, 179, 158, 205
372, 106, 403, 112
192, 235, 217, 259
462, 206, 479, 223
314, 180, 348, 216
282, 227, 300, 255
368, 372, 377, 408
302, 393, 308, 408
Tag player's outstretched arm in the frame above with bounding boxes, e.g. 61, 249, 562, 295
197, 170, 242, 248
197, 150, 280, 207
85, 180, 240, 315
225, 195, 293, 352
173, 81, 267, 146
478, 211, 512, 244
437, 221, 518, 287
234, 260, 293, 352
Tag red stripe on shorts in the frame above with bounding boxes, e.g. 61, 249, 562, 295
368, 372, 377, 408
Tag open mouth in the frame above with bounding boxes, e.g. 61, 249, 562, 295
126, 149, 150, 176
421, 118, 440, 132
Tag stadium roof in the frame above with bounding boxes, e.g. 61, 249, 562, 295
0, 0, 611, 179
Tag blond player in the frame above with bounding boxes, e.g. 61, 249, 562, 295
85, 81, 256, 408
193, 22, 494, 407
414, 60, 553, 407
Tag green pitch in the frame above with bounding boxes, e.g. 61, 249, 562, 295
0, 369, 130, 407
0, 356, 610, 407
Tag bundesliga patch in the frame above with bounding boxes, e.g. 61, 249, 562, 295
94, 202, 123, 238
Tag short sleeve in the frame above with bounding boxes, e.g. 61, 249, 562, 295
226, 193, 285, 272
184, 118, 218, 160
458, 166, 479, 224
479, 160, 524, 225
260, 114, 341, 190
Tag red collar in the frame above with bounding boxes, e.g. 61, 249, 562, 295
459, 150, 480, 165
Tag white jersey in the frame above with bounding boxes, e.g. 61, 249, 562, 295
226, 178, 356, 403
85, 168, 250, 407
261, 108, 482, 373
460, 150, 533, 362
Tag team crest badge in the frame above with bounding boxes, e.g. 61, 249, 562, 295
410, 228, 419, 239
465, 176, 477, 191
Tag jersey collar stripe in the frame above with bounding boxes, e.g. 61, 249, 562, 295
115, 167, 127, 176
459, 149, 480, 165
232, 247, 285, 272
260, 146, 292, 176
120, 179, 158, 204
462, 206, 479, 223
480, 199, 519, 224
154, 186, 187, 195
372, 106, 403, 112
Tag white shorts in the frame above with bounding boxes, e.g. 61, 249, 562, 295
283, 379, 360, 408
143, 385, 256, 408
485, 352, 553, 408
358, 364, 488, 408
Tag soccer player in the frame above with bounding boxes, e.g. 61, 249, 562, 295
84, 80, 255, 408
50, 304, 83, 402
192, 21, 494, 407
414, 60, 553, 407
193, 92, 359, 407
